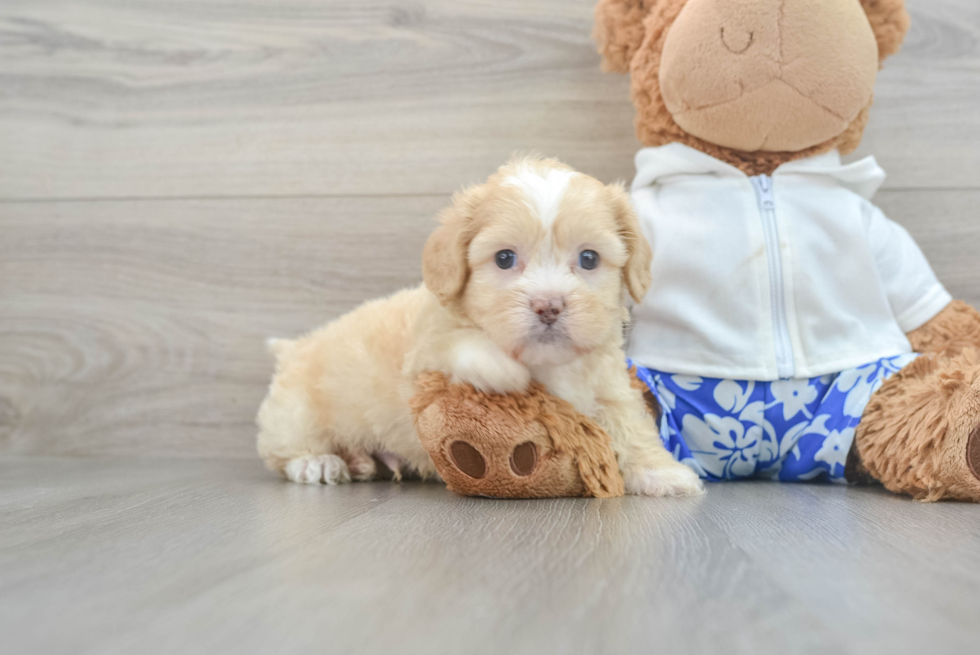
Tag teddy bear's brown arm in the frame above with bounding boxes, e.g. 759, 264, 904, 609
906, 300, 980, 357
593, 0, 657, 73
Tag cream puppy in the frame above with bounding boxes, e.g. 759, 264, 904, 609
256, 156, 704, 496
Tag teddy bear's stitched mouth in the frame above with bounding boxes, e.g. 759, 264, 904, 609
720, 27, 754, 55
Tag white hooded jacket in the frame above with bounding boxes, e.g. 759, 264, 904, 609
627, 143, 951, 381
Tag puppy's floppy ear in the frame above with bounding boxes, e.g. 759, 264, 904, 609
859, 0, 911, 63
593, 0, 658, 73
423, 183, 488, 305
608, 182, 652, 303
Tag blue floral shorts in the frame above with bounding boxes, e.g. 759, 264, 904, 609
630, 354, 918, 483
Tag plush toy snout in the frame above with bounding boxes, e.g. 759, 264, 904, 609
411, 372, 625, 499
414, 386, 588, 498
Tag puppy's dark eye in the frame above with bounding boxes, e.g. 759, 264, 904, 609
495, 249, 517, 270
579, 250, 600, 270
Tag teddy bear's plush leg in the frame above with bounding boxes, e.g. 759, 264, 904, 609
853, 347, 980, 502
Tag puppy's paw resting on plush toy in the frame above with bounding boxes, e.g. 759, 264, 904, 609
623, 464, 705, 497
450, 334, 531, 395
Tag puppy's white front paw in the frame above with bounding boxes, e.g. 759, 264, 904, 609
624, 464, 705, 497
284, 455, 352, 485
452, 341, 531, 394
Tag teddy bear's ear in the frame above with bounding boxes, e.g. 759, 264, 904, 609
422, 183, 488, 305
859, 0, 911, 63
593, 0, 659, 74
608, 182, 652, 303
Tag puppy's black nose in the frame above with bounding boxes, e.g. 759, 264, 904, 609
531, 298, 565, 325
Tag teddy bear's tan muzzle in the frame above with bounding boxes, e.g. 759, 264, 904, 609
658, 0, 880, 153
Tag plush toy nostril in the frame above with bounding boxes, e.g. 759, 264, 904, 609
449, 441, 486, 479
968, 425, 980, 481
510, 442, 538, 476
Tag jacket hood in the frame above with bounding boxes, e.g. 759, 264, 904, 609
632, 143, 887, 200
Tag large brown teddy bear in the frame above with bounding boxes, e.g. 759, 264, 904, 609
415, 0, 980, 501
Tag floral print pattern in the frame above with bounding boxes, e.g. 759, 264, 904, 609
631, 354, 918, 483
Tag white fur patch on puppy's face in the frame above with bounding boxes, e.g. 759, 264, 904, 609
460, 158, 632, 368
503, 166, 578, 229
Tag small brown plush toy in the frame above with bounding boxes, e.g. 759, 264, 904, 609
411, 372, 624, 498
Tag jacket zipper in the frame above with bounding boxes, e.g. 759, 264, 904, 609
751, 174, 795, 379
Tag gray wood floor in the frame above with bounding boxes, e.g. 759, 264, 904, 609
2, 1, 980, 653
2, 457, 979, 655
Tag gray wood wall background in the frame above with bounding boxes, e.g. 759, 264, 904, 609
1, 0, 977, 459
